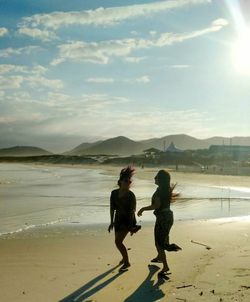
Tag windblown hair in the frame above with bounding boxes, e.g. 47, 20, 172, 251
117, 166, 135, 187
157, 170, 176, 201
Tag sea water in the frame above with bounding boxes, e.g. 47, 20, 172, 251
0, 163, 250, 236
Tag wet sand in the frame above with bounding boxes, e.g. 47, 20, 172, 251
0, 218, 250, 302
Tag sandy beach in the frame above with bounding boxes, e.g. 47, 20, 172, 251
1, 163, 250, 301
0, 217, 249, 302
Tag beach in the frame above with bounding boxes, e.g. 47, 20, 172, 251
0, 218, 250, 302
0, 163, 250, 301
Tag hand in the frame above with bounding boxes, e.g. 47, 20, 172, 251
137, 208, 144, 217
108, 223, 114, 233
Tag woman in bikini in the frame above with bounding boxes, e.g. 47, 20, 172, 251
137, 169, 181, 277
108, 166, 141, 271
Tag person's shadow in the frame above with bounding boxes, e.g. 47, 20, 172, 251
124, 265, 167, 302
59, 264, 123, 302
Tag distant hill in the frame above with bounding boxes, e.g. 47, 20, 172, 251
0, 146, 52, 157
3, 135, 250, 157
64, 141, 103, 155
68, 134, 250, 156
141, 134, 209, 150
69, 136, 144, 156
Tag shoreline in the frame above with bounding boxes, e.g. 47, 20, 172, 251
1, 162, 250, 238
7, 161, 250, 188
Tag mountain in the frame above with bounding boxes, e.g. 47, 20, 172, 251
141, 134, 209, 150
64, 140, 103, 155
205, 136, 250, 146
70, 136, 144, 156
0, 146, 52, 157
141, 135, 250, 151
68, 134, 250, 156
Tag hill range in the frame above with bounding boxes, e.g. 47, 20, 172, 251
66, 134, 250, 156
1, 134, 250, 157
0, 146, 52, 157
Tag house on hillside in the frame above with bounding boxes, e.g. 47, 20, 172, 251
165, 142, 183, 153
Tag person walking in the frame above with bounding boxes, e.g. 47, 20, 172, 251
137, 170, 181, 278
108, 166, 141, 271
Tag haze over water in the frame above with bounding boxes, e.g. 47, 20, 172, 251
0, 163, 250, 236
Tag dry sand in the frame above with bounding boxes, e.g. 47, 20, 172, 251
0, 218, 250, 302
1, 163, 250, 301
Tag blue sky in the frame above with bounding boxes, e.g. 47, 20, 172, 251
0, 0, 250, 152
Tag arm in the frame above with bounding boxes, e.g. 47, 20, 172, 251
129, 192, 136, 228
108, 191, 115, 232
170, 183, 179, 203
110, 206, 115, 225
171, 192, 180, 203
137, 197, 160, 217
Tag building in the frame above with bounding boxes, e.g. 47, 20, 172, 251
209, 145, 250, 160
165, 142, 183, 153
143, 148, 162, 158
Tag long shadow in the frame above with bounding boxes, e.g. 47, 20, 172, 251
59, 264, 122, 302
124, 265, 166, 302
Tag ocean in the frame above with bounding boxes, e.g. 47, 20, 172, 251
0, 163, 250, 236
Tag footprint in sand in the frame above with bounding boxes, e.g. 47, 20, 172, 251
233, 268, 250, 277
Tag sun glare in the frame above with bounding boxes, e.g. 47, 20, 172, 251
232, 29, 250, 75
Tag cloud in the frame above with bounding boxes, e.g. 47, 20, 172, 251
0, 46, 41, 58
20, 0, 211, 30
212, 18, 229, 27
31, 65, 47, 75
124, 56, 146, 63
0, 90, 208, 137
0, 113, 46, 125
51, 19, 229, 65
133, 75, 150, 83
169, 64, 190, 68
85, 76, 150, 84
0, 73, 62, 91
0, 27, 8, 37
0, 64, 26, 74
86, 77, 115, 83
0, 64, 47, 75
26, 76, 63, 90
149, 30, 157, 36
0, 76, 23, 89
18, 27, 57, 41
130, 31, 139, 36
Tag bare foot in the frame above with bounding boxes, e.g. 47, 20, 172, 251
151, 257, 162, 263
158, 271, 170, 280
161, 266, 170, 274
119, 262, 131, 271
166, 243, 182, 252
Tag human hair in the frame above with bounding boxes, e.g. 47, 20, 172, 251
117, 166, 135, 187
156, 170, 176, 201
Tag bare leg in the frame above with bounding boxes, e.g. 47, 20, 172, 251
156, 244, 169, 272
115, 230, 130, 266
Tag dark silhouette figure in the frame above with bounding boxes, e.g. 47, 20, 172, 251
137, 170, 181, 277
124, 265, 166, 302
59, 265, 123, 302
108, 166, 141, 271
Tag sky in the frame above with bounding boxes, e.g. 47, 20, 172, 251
0, 0, 250, 152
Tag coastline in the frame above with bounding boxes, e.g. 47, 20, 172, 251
1, 163, 250, 301
0, 217, 249, 301
18, 161, 250, 187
